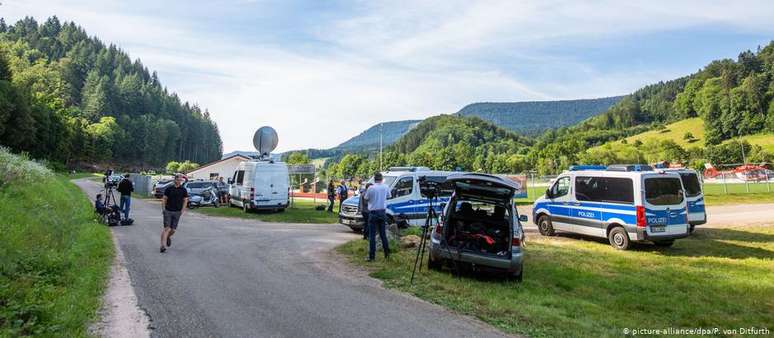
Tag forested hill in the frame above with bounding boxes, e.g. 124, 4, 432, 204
335, 119, 421, 151
0, 16, 222, 168
455, 96, 623, 135
527, 41, 774, 173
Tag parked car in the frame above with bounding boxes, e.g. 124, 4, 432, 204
663, 168, 706, 232
428, 173, 526, 281
153, 179, 174, 198
532, 164, 691, 250
338, 167, 455, 232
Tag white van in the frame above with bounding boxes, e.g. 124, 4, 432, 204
339, 167, 455, 231
228, 160, 289, 212
532, 165, 691, 250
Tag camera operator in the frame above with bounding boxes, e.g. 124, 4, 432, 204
117, 173, 134, 220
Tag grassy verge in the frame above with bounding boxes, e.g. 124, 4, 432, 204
194, 198, 340, 224
0, 174, 113, 336
705, 193, 774, 206
337, 226, 774, 337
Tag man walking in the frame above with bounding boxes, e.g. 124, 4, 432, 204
117, 173, 134, 220
326, 180, 336, 213
364, 172, 391, 261
160, 174, 188, 253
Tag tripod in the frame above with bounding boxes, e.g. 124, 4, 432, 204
411, 196, 440, 284
104, 184, 119, 209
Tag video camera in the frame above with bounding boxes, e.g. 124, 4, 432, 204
417, 175, 445, 199
103, 169, 119, 189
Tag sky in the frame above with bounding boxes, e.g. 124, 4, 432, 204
2, 0, 774, 152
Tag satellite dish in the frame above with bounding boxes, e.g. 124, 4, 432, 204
253, 126, 278, 159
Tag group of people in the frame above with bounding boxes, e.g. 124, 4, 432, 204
326, 180, 350, 213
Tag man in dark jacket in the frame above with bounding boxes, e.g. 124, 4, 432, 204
337, 180, 348, 213
327, 180, 336, 212
117, 173, 134, 220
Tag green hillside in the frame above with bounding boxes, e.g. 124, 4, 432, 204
620, 118, 705, 149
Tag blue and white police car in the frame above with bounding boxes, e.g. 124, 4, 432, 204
338, 167, 455, 232
532, 165, 692, 250
662, 168, 706, 232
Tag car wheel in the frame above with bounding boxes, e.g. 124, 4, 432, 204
427, 254, 442, 270
537, 215, 555, 236
653, 240, 674, 247
608, 226, 630, 250
509, 271, 523, 283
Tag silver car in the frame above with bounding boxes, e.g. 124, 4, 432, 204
428, 173, 526, 281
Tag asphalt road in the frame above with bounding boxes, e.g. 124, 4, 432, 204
76, 179, 511, 338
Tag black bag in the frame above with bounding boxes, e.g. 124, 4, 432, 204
120, 218, 134, 226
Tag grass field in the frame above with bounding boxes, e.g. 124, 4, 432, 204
337, 225, 774, 337
194, 198, 340, 223
0, 171, 113, 336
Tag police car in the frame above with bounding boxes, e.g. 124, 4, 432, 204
532, 165, 691, 250
662, 168, 706, 232
338, 167, 454, 232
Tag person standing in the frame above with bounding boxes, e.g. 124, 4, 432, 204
337, 180, 348, 213
160, 174, 189, 253
216, 176, 229, 204
364, 172, 391, 261
117, 173, 134, 220
326, 180, 336, 212
359, 183, 372, 240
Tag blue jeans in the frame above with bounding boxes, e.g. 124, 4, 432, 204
368, 210, 389, 260
120, 195, 131, 220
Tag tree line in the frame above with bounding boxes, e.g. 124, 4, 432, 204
0, 17, 222, 169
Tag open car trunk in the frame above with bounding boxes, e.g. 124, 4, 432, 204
443, 174, 517, 259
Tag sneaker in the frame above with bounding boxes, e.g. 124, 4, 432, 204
166, 236, 172, 247
160, 247, 166, 253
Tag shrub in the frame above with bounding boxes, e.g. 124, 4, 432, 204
0, 146, 52, 187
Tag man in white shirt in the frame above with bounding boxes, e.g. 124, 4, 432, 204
363, 172, 391, 261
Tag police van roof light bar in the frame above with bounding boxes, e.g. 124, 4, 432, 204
569, 165, 607, 171
607, 164, 654, 172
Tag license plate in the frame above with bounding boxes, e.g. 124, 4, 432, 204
651, 226, 666, 233
342, 219, 352, 225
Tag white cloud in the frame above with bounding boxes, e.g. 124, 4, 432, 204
2, 0, 774, 152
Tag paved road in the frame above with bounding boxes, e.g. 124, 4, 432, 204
76, 179, 511, 338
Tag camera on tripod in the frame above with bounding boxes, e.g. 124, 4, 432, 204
417, 175, 444, 199
103, 169, 119, 189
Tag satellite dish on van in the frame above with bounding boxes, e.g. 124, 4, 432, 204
253, 126, 278, 159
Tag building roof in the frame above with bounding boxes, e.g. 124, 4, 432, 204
187, 154, 250, 174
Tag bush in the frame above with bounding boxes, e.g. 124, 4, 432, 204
0, 146, 51, 187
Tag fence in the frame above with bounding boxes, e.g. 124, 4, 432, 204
512, 163, 774, 202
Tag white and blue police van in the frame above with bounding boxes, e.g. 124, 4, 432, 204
339, 167, 455, 232
532, 164, 691, 250
662, 168, 706, 232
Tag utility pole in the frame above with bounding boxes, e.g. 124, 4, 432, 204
379, 122, 383, 171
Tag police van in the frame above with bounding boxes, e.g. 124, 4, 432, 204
339, 167, 454, 232
532, 165, 691, 250
663, 168, 706, 232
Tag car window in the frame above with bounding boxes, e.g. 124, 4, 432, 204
452, 199, 509, 220
550, 177, 570, 198
236, 170, 245, 185
186, 182, 207, 188
392, 177, 414, 198
645, 177, 684, 205
575, 176, 634, 204
679, 172, 702, 197
420, 176, 455, 198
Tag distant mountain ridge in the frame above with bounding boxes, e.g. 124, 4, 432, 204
335, 120, 422, 151
454, 96, 624, 135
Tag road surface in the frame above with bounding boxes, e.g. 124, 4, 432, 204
77, 179, 511, 338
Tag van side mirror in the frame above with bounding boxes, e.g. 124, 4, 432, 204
390, 188, 397, 198
519, 215, 528, 223
545, 188, 553, 199
228, 178, 233, 184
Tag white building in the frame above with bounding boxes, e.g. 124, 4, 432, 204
186, 154, 250, 180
